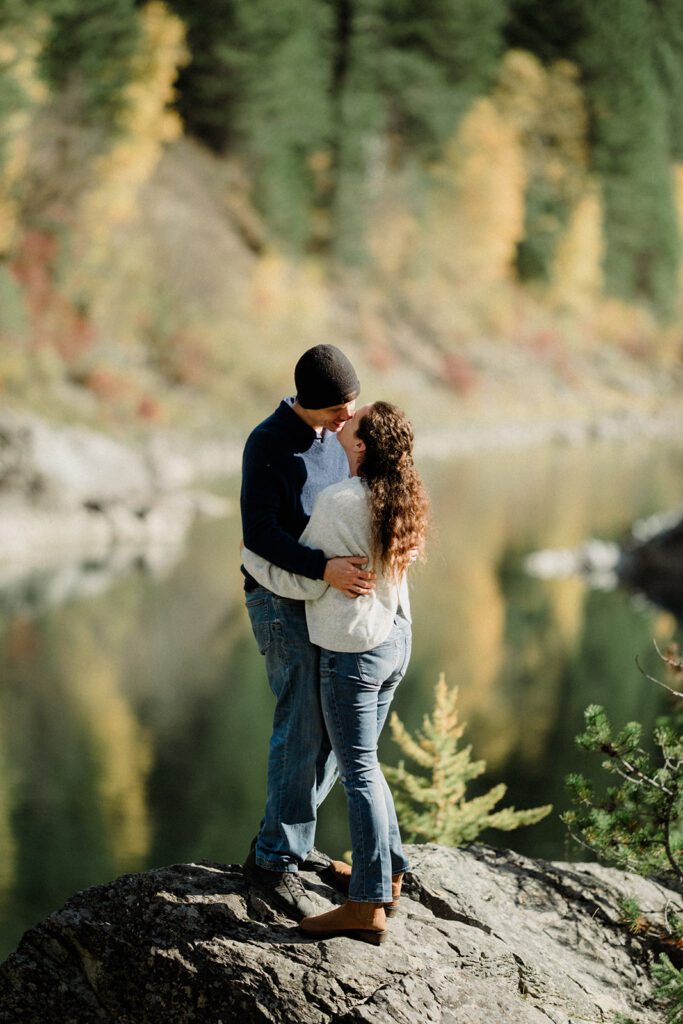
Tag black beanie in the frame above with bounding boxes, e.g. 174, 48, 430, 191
294, 344, 360, 409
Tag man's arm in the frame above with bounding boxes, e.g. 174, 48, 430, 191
241, 431, 327, 579
243, 488, 375, 600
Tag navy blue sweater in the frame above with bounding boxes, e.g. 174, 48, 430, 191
240, 400, 349, 590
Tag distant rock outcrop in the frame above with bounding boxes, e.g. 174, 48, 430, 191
0, 844, 678, 1023
524, 504, 683, 623
619, 515, 683, 619
0, 412, 237, 583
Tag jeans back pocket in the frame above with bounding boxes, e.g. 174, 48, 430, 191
246, 596, 274, 656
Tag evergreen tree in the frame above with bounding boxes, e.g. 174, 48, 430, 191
333, 0, 507, 262
39, 0, 142, 128
576, 0, 679, 316
170, 0, 334, 251
565, 649, 683, 1024
382, 0, 507, 154
497, 54, 590, 283
505, 0, 585, 63
649, 0, 683, 161
227, 0, 334, 250
164, 0, 239, 152
564, 703, 683, 881
507, 0, 680, 313
166, 0, 507, 258
383, 674, 552, 845
647, 956, 683, 1024
331, 0, 386, 262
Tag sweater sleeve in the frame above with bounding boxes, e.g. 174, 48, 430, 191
240, 486, 347, 600
241, 547, 328, 600
240, 430, 328, 580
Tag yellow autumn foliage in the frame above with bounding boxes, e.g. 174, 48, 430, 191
495, 51, 599, 305
495, 51, 588, 192
551, 187, 604, 312
0, 22, 48, 252
78, 2, 187, 254
408, 48, 601, 338
429, 96, 526, 287
62, 639, 152, 871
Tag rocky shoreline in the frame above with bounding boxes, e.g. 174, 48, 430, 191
0, 412, 238, 582
0, 843, 678, 1023
416, 404, 683, 459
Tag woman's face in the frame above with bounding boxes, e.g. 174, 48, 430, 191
338, 403, 371, 460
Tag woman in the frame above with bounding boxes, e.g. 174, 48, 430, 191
242, 401, 429, 945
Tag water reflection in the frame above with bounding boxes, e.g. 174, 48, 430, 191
1, 438, 682, 959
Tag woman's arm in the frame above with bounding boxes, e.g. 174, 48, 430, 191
241, 488, 342, 600
242, 482, 372, 601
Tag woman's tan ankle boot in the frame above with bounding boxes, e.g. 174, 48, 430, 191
299, 900, 387, 945
323, 859, 352, 893
324, 862, 403, 917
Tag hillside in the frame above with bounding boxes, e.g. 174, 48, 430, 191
0, 133, 680, 441
1, 3, 683, 439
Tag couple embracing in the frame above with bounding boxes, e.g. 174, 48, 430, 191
240, 345, 429, 946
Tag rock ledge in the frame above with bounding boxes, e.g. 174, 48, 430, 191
0, 844, 678, 1024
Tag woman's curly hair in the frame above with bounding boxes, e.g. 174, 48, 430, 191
355, 401, 429, 580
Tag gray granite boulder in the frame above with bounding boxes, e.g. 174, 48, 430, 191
0, 844, 679, 1023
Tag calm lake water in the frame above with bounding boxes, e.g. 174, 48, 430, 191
1, 437, 682, 960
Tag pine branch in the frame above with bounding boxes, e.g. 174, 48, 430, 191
382, 673, 552, 846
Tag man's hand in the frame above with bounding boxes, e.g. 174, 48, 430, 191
324, 556, 376, 599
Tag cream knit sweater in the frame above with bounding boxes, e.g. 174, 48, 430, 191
241, 476, 410, 653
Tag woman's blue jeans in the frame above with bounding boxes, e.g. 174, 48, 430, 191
320, 616, 412, 903
246, 587, 338, 873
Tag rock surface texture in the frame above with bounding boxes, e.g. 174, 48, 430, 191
0, 844, 678, 1024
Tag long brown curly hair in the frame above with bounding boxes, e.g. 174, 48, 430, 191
355, 401, 429, 580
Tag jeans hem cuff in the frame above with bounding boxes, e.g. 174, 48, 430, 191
255, 857, 298, 874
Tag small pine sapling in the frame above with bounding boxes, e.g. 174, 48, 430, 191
650, 955, 683, 1024
562, 708, 683, 882
382, 672, 552, 845
566, 643, 683, 1024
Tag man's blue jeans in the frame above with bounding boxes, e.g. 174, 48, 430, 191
320, 616, 412, 903
246, 586, 338, 872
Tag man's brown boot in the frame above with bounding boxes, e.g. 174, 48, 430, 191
299, 900, 387, 945
384, 872, 404, 918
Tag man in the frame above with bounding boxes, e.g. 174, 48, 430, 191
240, 344, 376, 918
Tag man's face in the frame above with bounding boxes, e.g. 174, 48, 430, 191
308, 399, 356, 432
